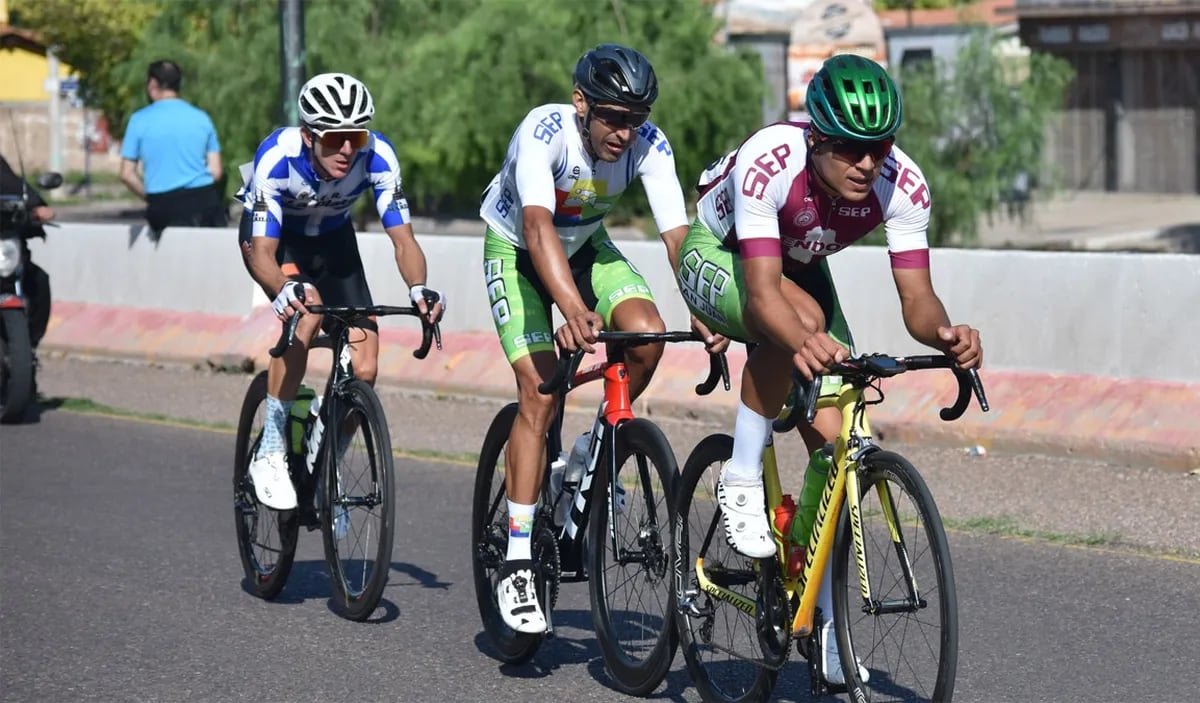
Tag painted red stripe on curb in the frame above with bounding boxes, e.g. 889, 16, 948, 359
42, 302, 1200, 470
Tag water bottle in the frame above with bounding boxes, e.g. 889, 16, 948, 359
289, 385, 317, 456
564, 431, 591, 484
773, 494, 804, 578
548, 454, 568, 521
303, 394, 324, 475
792, 443, 833, 550
553, 432, 591, 525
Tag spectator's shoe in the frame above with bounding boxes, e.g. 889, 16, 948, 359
822, 619, 870, 685
496, 559, 547, 634
716, 465, 776, 559
248, 451, 297, 510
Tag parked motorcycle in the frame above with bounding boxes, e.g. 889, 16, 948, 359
0, 171, 62, 423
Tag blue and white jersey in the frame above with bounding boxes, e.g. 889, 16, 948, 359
241, 127, 410, 239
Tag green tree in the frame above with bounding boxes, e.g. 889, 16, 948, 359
109, 0, 764, 218
896, 31, 1074, 245
9, 0, 160, 129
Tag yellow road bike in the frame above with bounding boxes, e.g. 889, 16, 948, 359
673, 353, 988, 702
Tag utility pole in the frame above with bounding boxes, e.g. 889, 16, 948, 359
279, 0, 306, 126
47, 49, 63, 172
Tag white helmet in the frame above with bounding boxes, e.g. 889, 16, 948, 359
297, 73, 374, 129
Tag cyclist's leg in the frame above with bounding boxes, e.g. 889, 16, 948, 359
485, 228, 556, 633
238, 213, 323, 509
582, 227, 664, 400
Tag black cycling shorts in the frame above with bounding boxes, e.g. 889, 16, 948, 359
238, 211, 378, 333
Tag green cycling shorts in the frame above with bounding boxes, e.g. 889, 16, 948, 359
484, 226, 655, 363
676, 219, 854, 395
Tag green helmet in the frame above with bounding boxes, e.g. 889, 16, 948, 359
805, 55, 902, 141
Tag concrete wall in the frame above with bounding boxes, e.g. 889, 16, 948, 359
29, 223, 1200, 383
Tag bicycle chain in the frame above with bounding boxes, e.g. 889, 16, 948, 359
684, 573, 793, 671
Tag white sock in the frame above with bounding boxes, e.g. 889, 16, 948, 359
505, 500, 536, 562
724, 400, 772, 484
260, 395, 293, 455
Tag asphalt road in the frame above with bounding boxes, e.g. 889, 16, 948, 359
2, 358, 1198, 702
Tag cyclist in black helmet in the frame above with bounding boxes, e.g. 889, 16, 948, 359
479, 43, 710, 634
677, 55, 983, 685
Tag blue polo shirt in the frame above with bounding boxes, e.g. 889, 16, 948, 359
121, 98, 220, 194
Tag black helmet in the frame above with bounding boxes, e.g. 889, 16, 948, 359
573, 43, 659, 108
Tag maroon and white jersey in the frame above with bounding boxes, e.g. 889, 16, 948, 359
694, 121, 932, 276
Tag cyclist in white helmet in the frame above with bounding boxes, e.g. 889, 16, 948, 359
238, 72, 445, 510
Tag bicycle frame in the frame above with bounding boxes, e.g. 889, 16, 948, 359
693, 355, 986, 638
271, 304, 440, 522
540, 331, 727, 582
692, 382, 875, 635
548, 344, 636, 579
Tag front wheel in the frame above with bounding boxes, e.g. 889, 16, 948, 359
321, 380, 395, 621
674, 434, 779, 703
471, 403, 544, 664
233, 371, 299, 599
588, 418, 679, 696
832, 450, 958, 702
0, 308, 35, 424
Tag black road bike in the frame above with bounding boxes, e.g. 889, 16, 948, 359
234, 303, 440, 620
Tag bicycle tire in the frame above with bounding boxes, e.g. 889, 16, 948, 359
233, 371, 299, 600
321, 379, 395, 621
471, 402, 543, 664
832, 450, 958, 702
0, 308, 35, 424
674, 434, 779, 703
588, 418, 679, 696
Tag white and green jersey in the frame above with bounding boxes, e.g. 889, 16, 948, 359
480, 103, 689, 257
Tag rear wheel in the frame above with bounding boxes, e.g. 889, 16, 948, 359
0, 308, 35, 424
674, 434, 779, 703
832, 450, 958, 702
471, 403, 544, 664
588, 418, 678, 695
233, 371, 299, 599
321, 380, 395, 621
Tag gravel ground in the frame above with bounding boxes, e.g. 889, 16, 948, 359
29, 352, 1200, 557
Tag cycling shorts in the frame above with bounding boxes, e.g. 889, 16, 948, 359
483, 226, 655, 363
676, 219, 854, 349
238, 210, 377, 333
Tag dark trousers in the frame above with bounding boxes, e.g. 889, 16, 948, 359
145, 183, 228, 231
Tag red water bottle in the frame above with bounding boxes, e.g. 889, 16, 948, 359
773, 495, 805, 578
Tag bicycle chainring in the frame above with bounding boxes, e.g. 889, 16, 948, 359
757, 570, 792, 670
532, 525, 561, 610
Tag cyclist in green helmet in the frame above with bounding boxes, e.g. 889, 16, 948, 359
675, 55, 983, 685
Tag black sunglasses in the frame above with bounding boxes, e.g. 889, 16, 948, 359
817, 133, 895, 163
590, 104, 650, 130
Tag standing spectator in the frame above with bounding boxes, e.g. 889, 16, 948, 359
119, 60, 227, 231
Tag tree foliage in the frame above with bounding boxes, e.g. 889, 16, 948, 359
896, 31, 1074, 245
9, 0, 160, 128
78, 0, 764, 219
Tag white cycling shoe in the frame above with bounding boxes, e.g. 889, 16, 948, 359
822, 620, 870, 685
496, 560, 547, 634
716, 466, 775, 559
248, 451, 297, 510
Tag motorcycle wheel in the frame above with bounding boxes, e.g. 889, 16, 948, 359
0, 307, 35, 424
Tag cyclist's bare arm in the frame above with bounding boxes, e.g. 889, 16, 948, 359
522, 205, 600, 353
892, 267, 982, 368
383, 222, 443, 321
247, 236, 290, 300
744, 254, 846, 378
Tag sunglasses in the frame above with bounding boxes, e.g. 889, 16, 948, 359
591, 105, 650, 131
820, 135, 895, 164
310, 128, 370, 150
